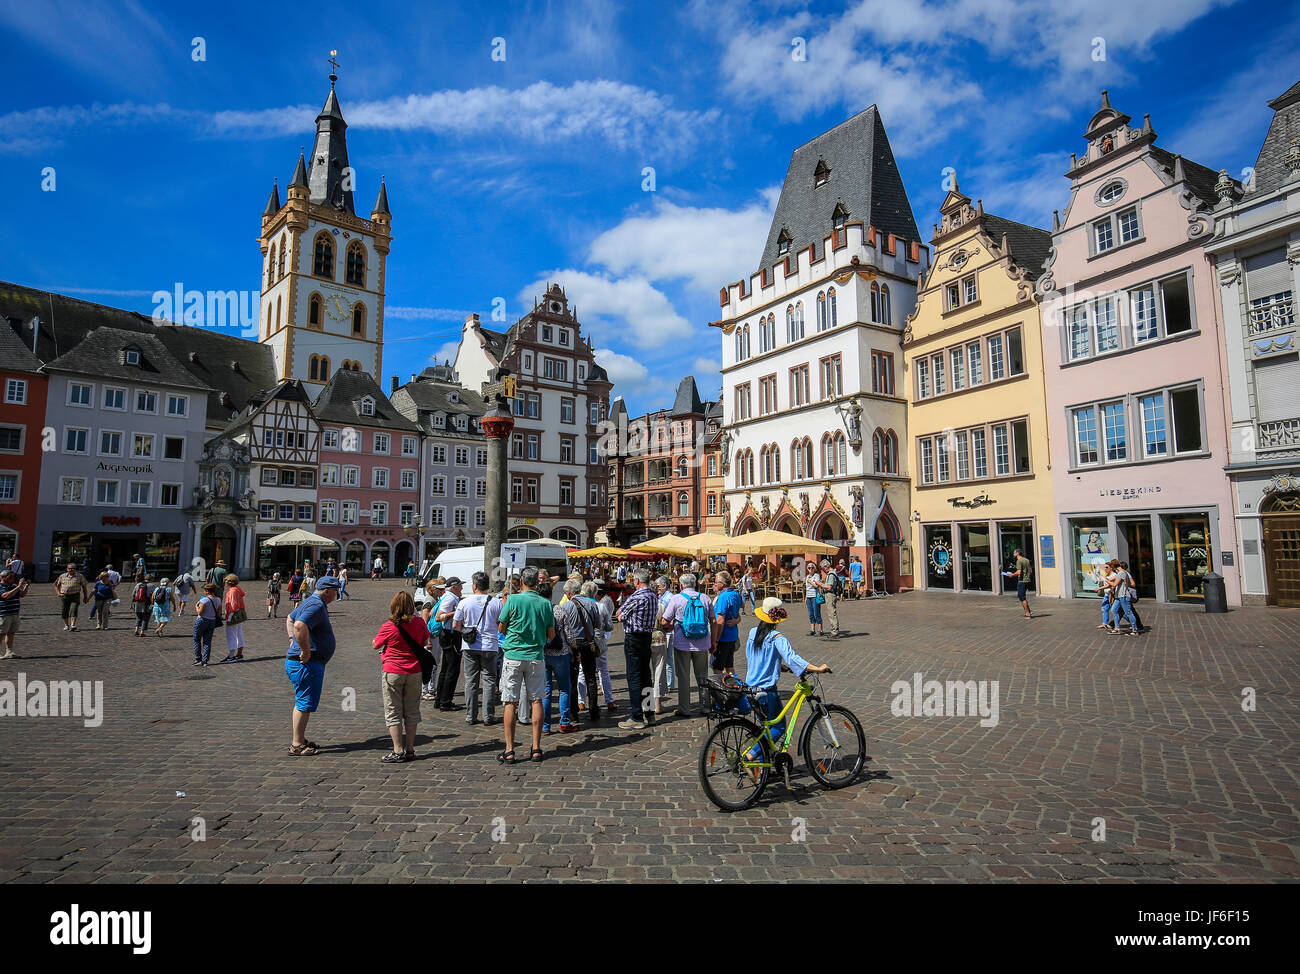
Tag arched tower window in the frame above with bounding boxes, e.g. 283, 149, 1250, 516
313, 232, 334, 278
278, 233, 287, 278
309, 355, 319, 381
870, 282, 880, 322
276, 295, 282, 331
885, 430, 898, 473
319, 356, 331, 378
352, 303, 365, 337
309, 293, 322, 328
828, 287, 838, 328
267, 244, 277, 288
880, 284, 891, 325
265, 305, 272, 337
346, 242, 366, 286
817, 292, 827, 331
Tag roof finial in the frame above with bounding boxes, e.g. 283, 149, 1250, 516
1099, 88, 1111, 110
328, 50, 339, 89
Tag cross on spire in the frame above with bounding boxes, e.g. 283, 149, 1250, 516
328, 49, 339, 88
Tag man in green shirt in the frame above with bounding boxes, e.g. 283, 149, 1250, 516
496, 566, 554, 763
1004, 549, 1034, 619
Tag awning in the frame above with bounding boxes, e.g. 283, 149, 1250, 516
260, 528, 337, 547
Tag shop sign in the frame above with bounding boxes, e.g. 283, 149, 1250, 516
1098, 486, 1162, 501
947, 491, 996, 509
96, 461, 154, 475
102, 516, 142, 526
928, 538, 952, 576
1040, 535, 1055, 568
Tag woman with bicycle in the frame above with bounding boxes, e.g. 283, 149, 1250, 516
738, 598, 832, 749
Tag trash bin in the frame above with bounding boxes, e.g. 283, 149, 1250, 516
1202, 572, 1227, 613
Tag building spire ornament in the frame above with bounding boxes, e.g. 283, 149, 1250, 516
328, 49, 339, 89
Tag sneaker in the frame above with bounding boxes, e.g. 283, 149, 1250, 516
191, 660, 201, 666
558, 723, 578, 733
618, 717, 647, 730
62, 625, 69, 632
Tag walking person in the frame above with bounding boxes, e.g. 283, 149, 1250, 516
0, 567, 29, 660
175, 572, 193, 617
1120, 561, 1147, 632
266, 573, 282, 618
372, 589, 428, 763
192, 583, 222, 666
711, 570, 742, 679
849, 556, 864, 599
1002, 548, 1034, 619
151, 577, 177, 635
659, 571, 714, 718
496, 567, 553, 764
92, 572, 117, 630
804, 561, 826, 637
372, 554, 384, 581
339, 565, 351, 599
433, 577, 464, 711
54, 562, 88, 632
616, 569, 658, 730
284, 576, 341, 755
1103, 560, 1141, 637
130, 574, 153, 636
454, 572, 500, 726
220, 574, 248, 662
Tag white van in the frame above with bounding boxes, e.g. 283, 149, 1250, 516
414, 541, 572, 607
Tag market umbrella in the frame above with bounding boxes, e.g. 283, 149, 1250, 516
699, 529, 839, 556
261, 528, 337, 547
630, 535, 697, 555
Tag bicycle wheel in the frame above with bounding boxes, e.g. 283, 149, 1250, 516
698, 717, 770, 812
800, 703, 866, 789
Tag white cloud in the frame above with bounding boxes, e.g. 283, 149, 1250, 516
518, 270, 693, 348
593, 348, 649, 387
586, 192, 778, 294
692, 357, 722, 379
386, 306, 473, 322
429, 341, 460, 364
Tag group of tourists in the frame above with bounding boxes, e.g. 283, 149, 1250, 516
1093, 559, 1147, 636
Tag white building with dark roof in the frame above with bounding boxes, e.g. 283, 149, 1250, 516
713, 107, 928, 586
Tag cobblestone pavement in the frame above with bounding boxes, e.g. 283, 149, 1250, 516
0, 582, 1296, 883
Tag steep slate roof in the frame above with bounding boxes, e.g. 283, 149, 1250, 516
0, 317, 43, 373
758, 106, 919, 270
672, 375, 704, 415
219, 379, 315, 436
307, 86, 354, 214
1147, 146, 1224, 208
477, 324, 516, 362
313, 368, 418, 431
43, 326, 213, 392
982, 214, 1053, 281
1253, 79, 1300, 195
0, 281, 275, 424
392, 373, 487, 437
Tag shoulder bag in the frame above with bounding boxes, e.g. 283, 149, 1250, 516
461, 596, 490, 647
395, 620, 437, 685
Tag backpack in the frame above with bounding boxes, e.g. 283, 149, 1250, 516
132, 583, 148, 603
153, 586, 168, 604
681, 593, 709, 639
829, 572, 843, 595
95, 582, 113, 600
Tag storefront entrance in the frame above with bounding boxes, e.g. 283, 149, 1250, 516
201, 523, 238, 574
959, 524, 993, 592
1262, 492, 1300, 607
925, 525, 954, 589
1119, 519, 1156, 600
997, 522, 1035, 594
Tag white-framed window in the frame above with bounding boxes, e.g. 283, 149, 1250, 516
475, 448, 487, 466
64, 427, 89, 454
950, 347, 965, 391
561, 398, 575, 424
454, 507, 468, 527
474, 509, 486, 527
400, 503, 416, 527
1093, 205, 1141, 254
359, 397, 375, 417
917, 359, 930, 399
321, 464, 339, 486
590, 482, 600, 506
964, 276, 978, 304
160, 483, 181, 507
430, 445, 447, 464
455, 477, 468, 497
68, 382, 93, 407
429, 507, 445, 527
319, 500, 337, 525
94, 479, 119, 505
543, 358, 568, 381
341, 501, 358, 525
401, 435, 417, 456
476, 478, 486, 497
131, 433, 154, 459
431, 475, 446, 495
988, 334, 1005, 381
278, 503, 294, 522
455, 447, 469, 465
103, 387, 126, 410
128, 481, 151, 506
559, 480, 573, 506
590, 443, 599, 465
372, 467, 389, 489
4, 379, 27, 405
374, 432, 390, 454
967, 342, 982, 385
59, 476, 85, 505
99, 430, 123, 457
590, 402, 600, 425
297, 504, 312, 521
280, 469, 296, 487
166, 394, 188, 417
342, 465, 360, 487
401, 469, 417, 490
163, 436, 185, 461
134, 390, 157, 414
371, 502, 387, 525
259, 502, 274, 520
919, 438, 934, 485
299, 469, 314, 487
322, 429, 340, 450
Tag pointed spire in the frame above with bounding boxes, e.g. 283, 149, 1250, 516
1173, 154, 1186, 183
976, 198, 984, 216
1052, 209, 1061, 232
1099, 88, 1111, 111
263, 179, 280, 217
1142, 113, 1153, 135
372, 177, 390, 217
290, 151, 308, 188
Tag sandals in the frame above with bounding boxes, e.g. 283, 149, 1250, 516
530, 748, 544, 763
496, 749, 517, 764
288, 742, 320, 756
381, 751, 406, 763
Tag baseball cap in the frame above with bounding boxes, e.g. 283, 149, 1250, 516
315, 577, 342, 591
444, 576, 463, 587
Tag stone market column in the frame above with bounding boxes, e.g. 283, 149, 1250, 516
481, 407, 515, 585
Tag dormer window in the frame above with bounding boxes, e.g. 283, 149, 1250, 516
434, 412, 446, 428
359, 397, 375, 417
814, 159, 830, 186
777, 228, 792, 255
454, 415, 467, 430
122, 346, 140, 366
449, 392, 460, 404
832, 203, 849, 230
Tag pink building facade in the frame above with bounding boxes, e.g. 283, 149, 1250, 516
1036, 92, 1242, 605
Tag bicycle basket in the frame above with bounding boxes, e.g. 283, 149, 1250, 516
706, 678, 745, 713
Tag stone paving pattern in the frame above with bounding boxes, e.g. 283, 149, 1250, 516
1, 583, 1297, 883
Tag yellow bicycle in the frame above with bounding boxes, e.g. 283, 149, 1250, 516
699, 670, 866, 812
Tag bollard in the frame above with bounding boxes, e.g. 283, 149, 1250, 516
1202, 572, 1227, 613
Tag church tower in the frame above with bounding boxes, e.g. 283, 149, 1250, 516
257, 61, 391, 391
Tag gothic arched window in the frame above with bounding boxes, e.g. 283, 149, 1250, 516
278, 233, 287, 278
352, 303, 365, 337
309, 293, 322, 328
267, 244, 277, 288
346, 242, 366, 286
828, 287, 838, 328
880, 284, 891, 325
313, 232, 334, 278
309, 355, 319, 381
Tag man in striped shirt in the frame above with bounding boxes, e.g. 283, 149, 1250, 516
615, 569, 657, 730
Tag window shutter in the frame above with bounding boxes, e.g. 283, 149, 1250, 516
1254, 354, 1300, 421
1244, 249, 1292, 300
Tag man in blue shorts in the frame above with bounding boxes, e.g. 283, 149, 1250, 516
849, 556, 863, 599
1003, 549, 1033, 619
710, 571, 743, 679
285, 576, 341, 755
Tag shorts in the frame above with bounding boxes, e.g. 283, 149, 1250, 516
61, 594, 80, 618
0, 615, 17, 636
806, 597, 823, 624
500, 658, 545, 703
711, 639, 737, 671
381, 671, 422, 727
285, 657, 326, 712
1016, 582, 1028, 601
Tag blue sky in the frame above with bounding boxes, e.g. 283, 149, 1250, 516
2, 0, 1297, 416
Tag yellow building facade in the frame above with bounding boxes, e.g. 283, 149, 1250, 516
902, 185, 1060, 596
